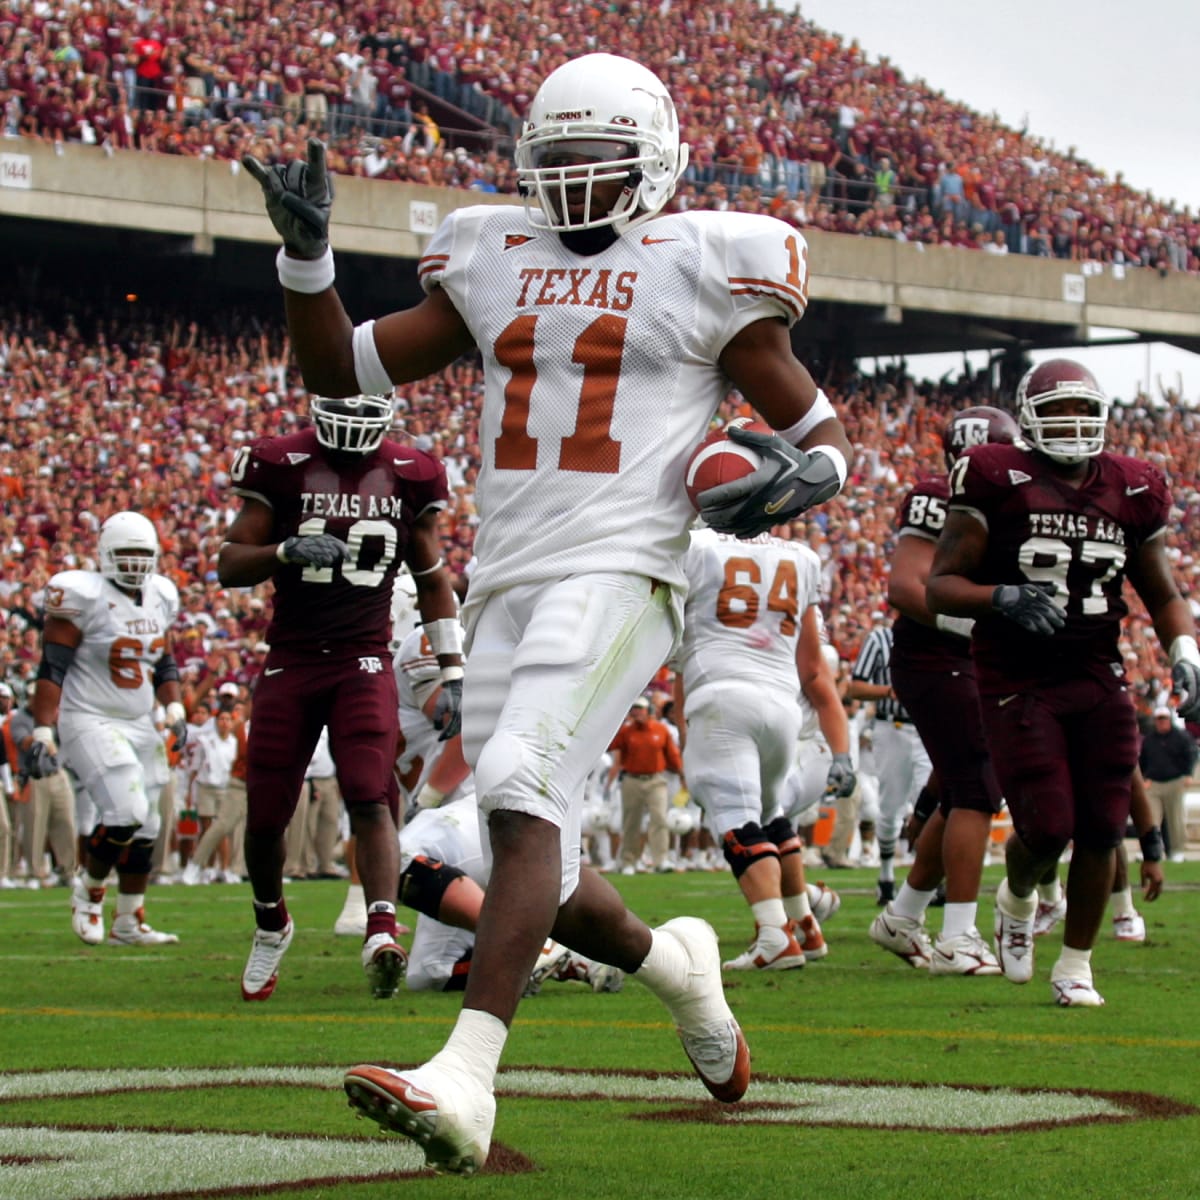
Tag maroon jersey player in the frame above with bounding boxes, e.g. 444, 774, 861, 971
870, 407, 1017, 976
928, 360, 1200, 1007
218, 393, 463, 1003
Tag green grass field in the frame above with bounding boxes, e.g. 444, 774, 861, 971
2, 862, 1198, 1200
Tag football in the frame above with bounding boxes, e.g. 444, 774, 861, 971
683, 417, 770, 510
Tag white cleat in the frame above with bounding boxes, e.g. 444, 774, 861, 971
806, 882, 841, 923
1032, 897, 1067, 937
654, 917, 751, 1102
344, 1062, 495, 1176
723, 924, 806, 971
1052, 977, 1105, 1007
869, 905, 932, 968
242, 919, 294, 1001
108, 909, 179, 945
929, 928, 1001, 976
70, 880, 105, 946
1113, 911, 1146, 943
362, 932, 407, 999
994, 898, 1036, 984
524, 939, 574, 996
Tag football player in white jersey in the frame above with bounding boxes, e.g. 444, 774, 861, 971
30, 512, 188, 946
245, 51, 851, 1173
675, 527, 853, 970
391, 624, 623, 995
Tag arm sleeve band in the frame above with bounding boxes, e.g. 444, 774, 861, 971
774, 389, 837, 446
37, 641, 77, 686
1139, 826, 1165, 863
424, 617, 464, 657
153, 654, 181, 688
353, 320, 395, 396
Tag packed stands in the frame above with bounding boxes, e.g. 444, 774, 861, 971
2, 0, 1196, 271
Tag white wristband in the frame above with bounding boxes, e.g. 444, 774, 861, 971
276, 245, 335, 293
440, 665, 465, 683
1169, 635, 1200, 667
935, 613, 975, 639
415, 782, 445, 809
809, 443, 848, 489
32, 725, 55, 746
776, 389, 836, 445
166, 702, 187, 725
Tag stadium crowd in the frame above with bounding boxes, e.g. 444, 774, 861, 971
2, 0, 1198, 271
3, 301, 1199, 723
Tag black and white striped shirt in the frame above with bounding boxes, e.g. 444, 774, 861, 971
850, 625, 911, 723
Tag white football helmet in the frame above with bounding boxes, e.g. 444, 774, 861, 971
515, 53, 689, 234
666, 806, 696, 836
1015, 358, 1109, 463
310, 393, 393, 454
98, 511, 159, 589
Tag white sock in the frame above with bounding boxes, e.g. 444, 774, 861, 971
892, 883, 935, 920
997, 877, 1037, 918
1037, 876, 1063, 905
634, 925, 691, 1003
783, 891, 812, 923
431, 1007, 508, 1093
115, 893, 144, 918
1051, 945, 1093, 984
83, 871, 108, 893
750, 898, 788, 930
1110, 886, 1135, 919
941, 901, 978, 940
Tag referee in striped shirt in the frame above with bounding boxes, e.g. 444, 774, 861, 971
846, 614, 932, 904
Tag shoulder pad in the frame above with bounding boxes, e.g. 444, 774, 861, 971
44, 570, 103, 620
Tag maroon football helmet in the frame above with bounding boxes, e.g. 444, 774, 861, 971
942, 405, 1020, 469
1015, 358, 1108, 463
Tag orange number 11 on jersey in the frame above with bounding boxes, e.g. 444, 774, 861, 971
492, 313, 627, 474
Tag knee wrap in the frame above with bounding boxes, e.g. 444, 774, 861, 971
764, 815, 802, 856
117, 838, 155, 876
87, 824, 139, 867
721, 822, 779, 880
399, 854, 467, 920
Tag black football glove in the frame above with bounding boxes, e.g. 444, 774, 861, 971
825, 751, 857, 799
27, 740, 59, 779
242, 137, 334, 259
277, 534, 350, 568
991, 583, 1065, 637
699, 425, 842, 538
1171, 660, 1200, 720
432, 677, 463, 742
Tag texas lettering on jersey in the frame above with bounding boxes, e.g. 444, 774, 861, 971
417, 204, 811, 612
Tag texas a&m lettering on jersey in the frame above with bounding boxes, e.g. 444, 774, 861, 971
949, 442, 1170, 692
231, 427, 448, 649
415, 204, 812, 612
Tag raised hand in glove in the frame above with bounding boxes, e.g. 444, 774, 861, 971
432, 677, 463, 742
1171, 660, 1200, 720
825, 751, 856, 799
242, 137, 334, 259
699, 425, 842, 538
277, 534, 350, 568
27, 740, 58, 779
165, 701, 188, 750
991, 583, 1065, 637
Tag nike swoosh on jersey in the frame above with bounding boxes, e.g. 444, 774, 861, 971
264, 668, 285, 676
1125, 484, 1149, 495
393, 459, 414, 467
641, 234, 678, 244
997, 694, 1019, 706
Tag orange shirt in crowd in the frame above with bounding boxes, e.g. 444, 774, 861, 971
609, 716, 683, 776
